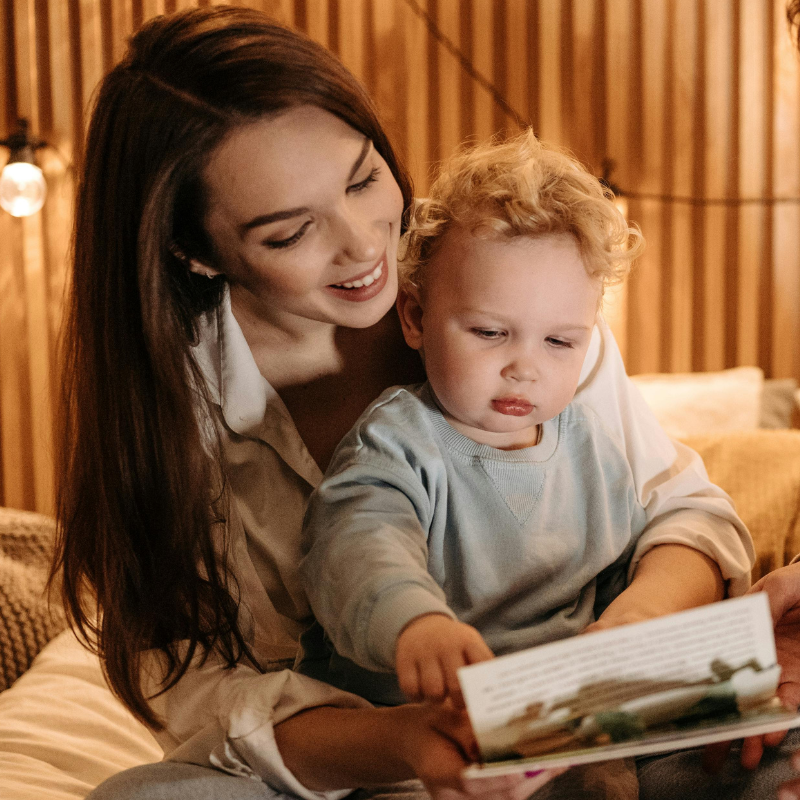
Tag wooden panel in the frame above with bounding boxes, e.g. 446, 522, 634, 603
469, 0, 494, 142
737, 0, 769, 369
304, 0, 330, 47
401, 0, 429, 194
435, 0, 462, 159
503, 0, 528, 132
666, 0, 698, 373
2, 0, 800, 511
602, 0, 633, 361
771, 0, 800, 379
628, 0, 668, 373
536, 0, 562, 144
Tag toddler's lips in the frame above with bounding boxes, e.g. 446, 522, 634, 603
492, 398, 534, 416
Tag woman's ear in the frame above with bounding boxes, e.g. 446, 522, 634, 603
396, 288, 424, 351
189, 260, 222, 279
170, 242, 222, 279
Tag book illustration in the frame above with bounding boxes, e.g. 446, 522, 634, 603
458, 594, 800, 776
480, 659, 782, 761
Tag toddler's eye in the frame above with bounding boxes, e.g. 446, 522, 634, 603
472, 329, 505, 339
546, 337, 573, 348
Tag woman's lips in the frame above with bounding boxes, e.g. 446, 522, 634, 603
492, 398, 534, 416
326, 253, 388, 302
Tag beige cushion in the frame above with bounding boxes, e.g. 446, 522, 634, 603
682, 430, 800, 581
0, 628, 162, 800
631, 367, 764, 438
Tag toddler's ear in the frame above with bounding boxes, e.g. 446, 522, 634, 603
396, 288, 424, 351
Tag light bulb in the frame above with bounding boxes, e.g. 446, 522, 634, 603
0, 161, 46, 217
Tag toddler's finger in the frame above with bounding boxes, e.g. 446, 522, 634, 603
464, 638, 494, 665
441, 652, 469, 707
418, 657, 447, 702
397, 658, 422, 702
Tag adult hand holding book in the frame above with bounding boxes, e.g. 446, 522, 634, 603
703, 562, 800, 777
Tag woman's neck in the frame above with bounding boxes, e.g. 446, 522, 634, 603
231, 292, 423, 470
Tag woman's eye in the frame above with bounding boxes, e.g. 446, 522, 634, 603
546, 337, 573, 348
347, 167, 380, 194
264, 220, 312, 250
473, 329, 505, 339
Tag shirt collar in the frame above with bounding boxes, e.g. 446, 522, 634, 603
193, 289, 323, 487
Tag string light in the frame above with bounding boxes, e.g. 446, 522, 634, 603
0, 120, 47, 218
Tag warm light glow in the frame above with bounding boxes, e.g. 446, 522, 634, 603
613, 195, 629, 220
0, 161, 46, 217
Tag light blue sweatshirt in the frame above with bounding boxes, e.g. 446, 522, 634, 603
299, 383, 648, 705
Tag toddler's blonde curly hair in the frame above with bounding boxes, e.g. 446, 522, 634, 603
401, 130, 644, 297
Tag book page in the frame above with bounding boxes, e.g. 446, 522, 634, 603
459, 594, 778, 760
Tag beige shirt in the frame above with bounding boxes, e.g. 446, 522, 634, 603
143, 290, 755, 798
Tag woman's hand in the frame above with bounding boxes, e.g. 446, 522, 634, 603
703, 563, 800, 774
393, 702, 565, 799
275, 701, 562, 799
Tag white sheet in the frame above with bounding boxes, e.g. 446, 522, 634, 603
0, 628, 161, 800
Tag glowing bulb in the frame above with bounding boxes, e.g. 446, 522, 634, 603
0, 161, 46, 217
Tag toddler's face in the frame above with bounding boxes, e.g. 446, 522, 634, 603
401, 228, 600, 449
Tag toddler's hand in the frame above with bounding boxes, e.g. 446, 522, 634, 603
396, 614, 494, 706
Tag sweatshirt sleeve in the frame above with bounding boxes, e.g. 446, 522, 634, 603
300, 398, 456, 673
577, 318, 755, 596
141, 645, 372, 799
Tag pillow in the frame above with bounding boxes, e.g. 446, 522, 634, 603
681, 430, 800, 581
0, 628, 162, 800
631, 367, 764, 439
761, 378, 800, 428
0, 507, 67, 691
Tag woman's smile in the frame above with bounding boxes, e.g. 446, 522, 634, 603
327, 251, 388, 301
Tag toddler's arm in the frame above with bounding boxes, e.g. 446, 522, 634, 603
395, 613, 494, 705
586, 542, 724, 633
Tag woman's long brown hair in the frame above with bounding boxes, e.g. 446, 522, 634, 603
52, 6, 413, 729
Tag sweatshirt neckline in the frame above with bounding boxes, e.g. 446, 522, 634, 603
419, 383, 560, 463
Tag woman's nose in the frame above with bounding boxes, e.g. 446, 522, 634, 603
333, 208, 382, 264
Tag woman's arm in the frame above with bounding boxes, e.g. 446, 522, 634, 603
587, 543, 725, 631
273, 702, 475, 792
275, 703, 564, 800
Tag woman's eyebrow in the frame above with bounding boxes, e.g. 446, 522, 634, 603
241, 206, 310, 233
347, 137, 371, 181
240, 139, 372, 234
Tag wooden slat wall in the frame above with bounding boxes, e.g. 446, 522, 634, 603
1, 0, 799, 513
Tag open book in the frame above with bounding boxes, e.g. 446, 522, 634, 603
459, 593, 800, 777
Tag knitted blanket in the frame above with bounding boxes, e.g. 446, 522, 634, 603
0, 508, 66, 691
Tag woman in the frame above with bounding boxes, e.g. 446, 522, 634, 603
53, 7, 753, 799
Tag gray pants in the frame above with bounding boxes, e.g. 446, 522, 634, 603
88, 729, 800, 800
86, 763, 428, 800
637, 727, 800, 800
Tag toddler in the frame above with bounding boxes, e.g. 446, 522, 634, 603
298, 132, 737, 721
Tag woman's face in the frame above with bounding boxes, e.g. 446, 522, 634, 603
202, 105, 405, 332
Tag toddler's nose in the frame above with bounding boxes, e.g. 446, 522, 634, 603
501, 353, 538, 382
